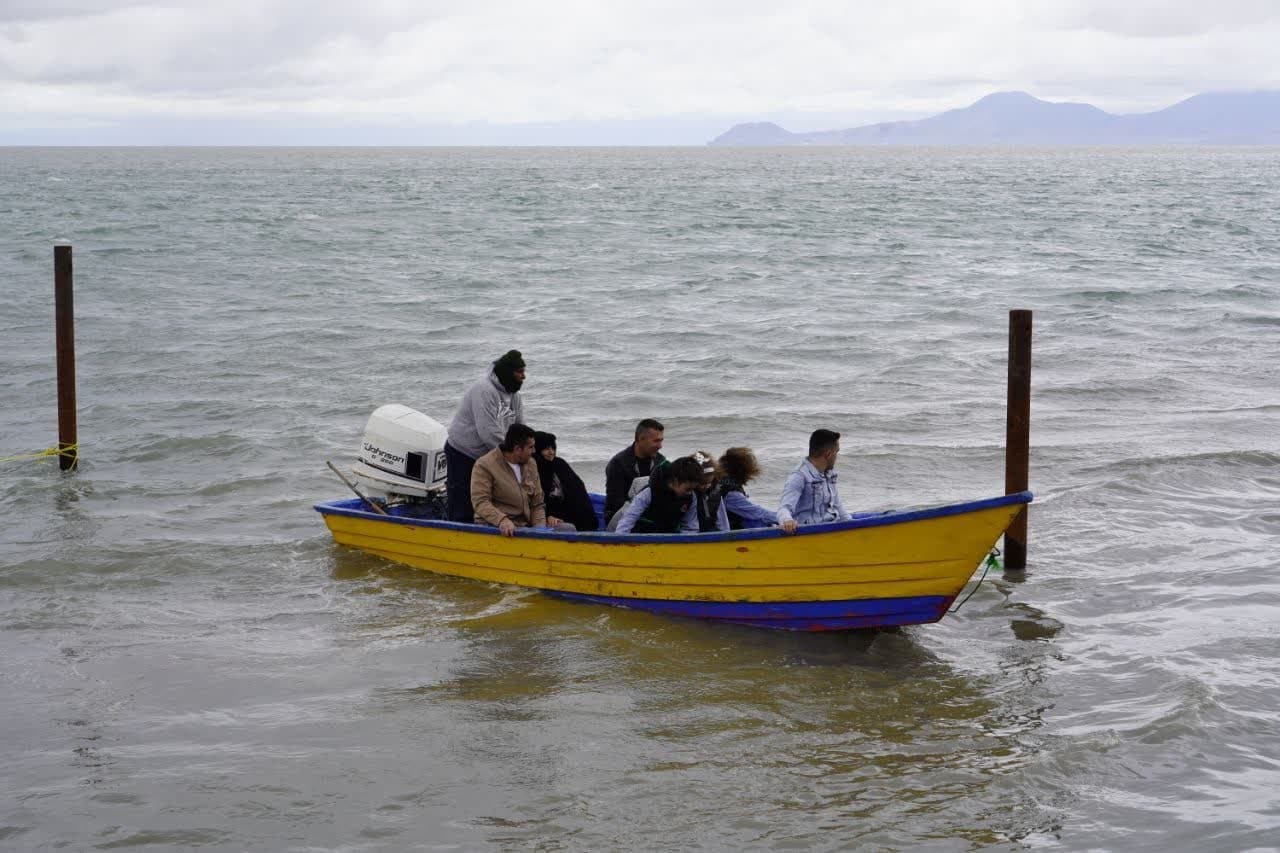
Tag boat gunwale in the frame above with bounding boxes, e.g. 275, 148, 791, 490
314, 490, 1032, 545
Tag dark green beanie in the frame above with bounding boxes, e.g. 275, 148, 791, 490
494, 350, 525, 372
493, 350, 525, 393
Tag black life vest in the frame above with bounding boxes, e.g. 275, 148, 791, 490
696, 487, 726, 532
633, 480, 693, 534
715, 479, 747, 530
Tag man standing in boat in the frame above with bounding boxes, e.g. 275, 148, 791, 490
444, 350, 526, 523
604, 418, 667, 526
776, 429, 847, 534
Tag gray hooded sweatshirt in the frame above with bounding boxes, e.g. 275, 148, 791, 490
446, 370, 525, 460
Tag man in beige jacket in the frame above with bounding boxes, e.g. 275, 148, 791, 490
470, 423, 561, 536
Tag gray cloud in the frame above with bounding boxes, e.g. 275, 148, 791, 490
1031, 0, 1280, 37
1039, 0, 1280, 36
0, 0, 150, 23
1, 0, 1277, 139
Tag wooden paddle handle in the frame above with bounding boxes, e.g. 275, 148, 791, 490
326, 460, 389, 515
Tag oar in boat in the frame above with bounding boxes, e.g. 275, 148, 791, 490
326, 460, 389, 515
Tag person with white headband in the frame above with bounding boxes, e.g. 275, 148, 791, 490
691, 450, 731, 532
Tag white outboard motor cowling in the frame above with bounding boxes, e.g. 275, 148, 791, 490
350, 404, 448, 499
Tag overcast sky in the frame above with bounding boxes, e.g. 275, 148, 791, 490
3, 0, 1279, 143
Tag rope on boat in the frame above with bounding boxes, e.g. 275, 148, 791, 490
0, 443, 79, 465
948, 548, 1001, 614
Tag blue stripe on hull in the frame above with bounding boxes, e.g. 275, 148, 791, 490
544, 591, 952, 632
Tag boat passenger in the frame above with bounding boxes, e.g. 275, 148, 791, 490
691, 450, 730, 532
445, 350, 526, 523
603, 418, 667, 525
776, 429, 847, 534
471, 423, 574, 536
714, 447, 780, 530
533, 430, 600, 531
613, 456, 704, 535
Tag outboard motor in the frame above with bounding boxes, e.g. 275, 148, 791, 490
350, 405, 449, 503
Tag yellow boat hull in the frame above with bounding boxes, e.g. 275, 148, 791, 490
316, 491, 1030, 631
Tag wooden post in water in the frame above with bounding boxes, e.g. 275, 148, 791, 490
1004, 309, 1032, 569
55, 244, 79, 471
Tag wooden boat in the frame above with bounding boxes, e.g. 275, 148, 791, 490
315, 490, 1032, 632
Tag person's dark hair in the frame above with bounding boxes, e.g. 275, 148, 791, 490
665, 456, 704, 486
808, 429, 841, 458
534, 431, 556, 454
634, 418, 664, 440
500, 422, 536, 452
718, 447, 761, 484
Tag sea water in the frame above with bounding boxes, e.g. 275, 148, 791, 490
1, 146, 1278, 850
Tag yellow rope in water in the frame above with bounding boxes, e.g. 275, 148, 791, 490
0, 443, 79, 464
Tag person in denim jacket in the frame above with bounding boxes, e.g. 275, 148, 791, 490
776, 429, 847, 534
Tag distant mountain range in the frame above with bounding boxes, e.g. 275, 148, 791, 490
708, 91, 1280, 146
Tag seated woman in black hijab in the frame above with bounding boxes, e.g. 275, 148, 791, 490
533, 431, 601, 531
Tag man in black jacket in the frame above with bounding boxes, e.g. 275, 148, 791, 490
603, 418, 666, 525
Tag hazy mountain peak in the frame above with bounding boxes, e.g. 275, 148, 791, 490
707, 121, 795, 146
709, 90, 1280, 146
970, 91, 1041, 108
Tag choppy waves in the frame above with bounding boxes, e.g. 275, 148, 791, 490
1, 146, 1278, 850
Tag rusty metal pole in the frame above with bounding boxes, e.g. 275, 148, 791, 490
55, 244, 78, 471
1004, 309, 1032, 569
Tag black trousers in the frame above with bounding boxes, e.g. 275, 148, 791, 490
444, 441, 477, 523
